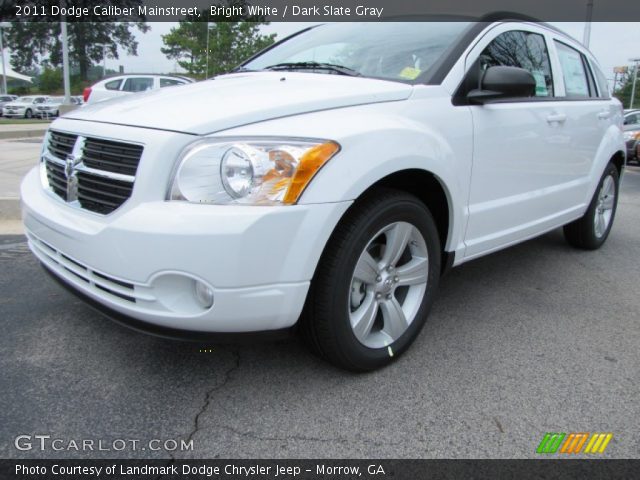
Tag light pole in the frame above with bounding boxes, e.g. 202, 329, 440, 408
97, 44, 107, 78
205, 22, 209, 79
582, 0, 594, 47
205, 22, 217, 79
0, 22, 11, 95
60, 19, 71, 104
630, 58, 640, 110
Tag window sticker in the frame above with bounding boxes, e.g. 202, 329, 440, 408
399, 67, 422, 80
556, 44, 589, 97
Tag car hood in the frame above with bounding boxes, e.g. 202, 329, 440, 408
623, 124, 640, 132
4, 103, 28, 108
65, 72, 413, 135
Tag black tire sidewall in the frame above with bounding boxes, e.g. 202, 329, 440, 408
321, 194, 441, 370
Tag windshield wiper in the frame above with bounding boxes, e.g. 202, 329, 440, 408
232, 66, 259, 73
263, 61, 361, 77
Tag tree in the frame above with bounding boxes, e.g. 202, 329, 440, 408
5, 1, 149, 81
614, 68, 640, 109
161, 3, 275, 78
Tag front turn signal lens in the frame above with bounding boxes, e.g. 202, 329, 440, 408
282, 141, 340, 204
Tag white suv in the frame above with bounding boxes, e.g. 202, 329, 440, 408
21, 20, 625, 371
83, 74, 193, 104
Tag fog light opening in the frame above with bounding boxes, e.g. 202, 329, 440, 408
194, 280, 214, 309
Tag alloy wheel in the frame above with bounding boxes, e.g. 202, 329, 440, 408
594, 174, 615, 238
348, 221, 429, 349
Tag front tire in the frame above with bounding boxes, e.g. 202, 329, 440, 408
301, 189, 441, 371
564, 162, 619, 250
25, 109, 33, 119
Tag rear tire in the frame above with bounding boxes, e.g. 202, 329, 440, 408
300, 189, 441, 372
564, 162, 619, 250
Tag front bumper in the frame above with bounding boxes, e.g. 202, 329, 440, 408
22, 168, 350, 333
3, 110, 24, 117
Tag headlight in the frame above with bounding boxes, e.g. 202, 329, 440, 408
624, 131, 640, 141
169, 138, 340, 205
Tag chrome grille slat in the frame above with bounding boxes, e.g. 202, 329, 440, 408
48, 131, 77, 158
44, 131, 143, 215
82, 138, 143, 176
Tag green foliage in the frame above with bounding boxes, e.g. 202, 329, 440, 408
39, 68, 63, 93
4, 1, 149, 80
161, 1, 275, 78
613, 69, 640, 109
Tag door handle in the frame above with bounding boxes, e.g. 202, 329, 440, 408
597, 111, 611, 120
546, 113, 567, 124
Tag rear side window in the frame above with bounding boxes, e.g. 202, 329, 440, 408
160, 78, 185, 88
479, 31, 554, 97
554, 41, 592, 98
0, 96, 11, 101
625, 113, 640, 125
122, 77, 154, 92
104, 79, 122, 91
591, 63, 611, 99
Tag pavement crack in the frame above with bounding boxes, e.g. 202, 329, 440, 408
154, 348, 241, 479
493, 416, 505, 433
186, 348, 242, 445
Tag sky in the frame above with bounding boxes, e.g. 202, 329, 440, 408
2, 22, 639, 88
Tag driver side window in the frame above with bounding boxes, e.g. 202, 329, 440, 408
479, 31, 554, 97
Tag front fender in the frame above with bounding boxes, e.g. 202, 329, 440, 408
219, 95, 473, 254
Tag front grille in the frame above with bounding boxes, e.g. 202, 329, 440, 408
48, 131, 77, 158
45, 160, 67, 200
76, 171, 134, 215
44, 130, 143, 214
82, 138, 143, 176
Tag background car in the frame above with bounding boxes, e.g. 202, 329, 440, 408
83, 74, 193, 104
35, 96, 64, 118
624, 125, 640, 164
624, 110, 640, 164
2, 95, 49, 118
0, 94, 18, 116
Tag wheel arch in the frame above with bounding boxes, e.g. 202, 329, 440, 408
313, 168, 455, 278
358, 169, 452, 257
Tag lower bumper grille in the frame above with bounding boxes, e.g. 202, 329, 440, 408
27, 232, 137, 303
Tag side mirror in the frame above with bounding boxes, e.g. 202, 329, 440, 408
468, 66, 537, 104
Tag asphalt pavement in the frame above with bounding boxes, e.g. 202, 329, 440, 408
1, 168, 639, 460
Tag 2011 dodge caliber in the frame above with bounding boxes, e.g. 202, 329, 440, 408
21, 19, 625, 371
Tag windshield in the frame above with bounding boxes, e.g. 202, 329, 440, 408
17, 97, 34, 103
242, 22, 471, 82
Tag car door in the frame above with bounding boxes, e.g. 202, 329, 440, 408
462, 25, 585, 259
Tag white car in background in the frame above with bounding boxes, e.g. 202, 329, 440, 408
36, 96, 84, 118
22, 19, 625, 371
83, 74, 193, 104
0, 94, 18, 116
2, 95, 49, 118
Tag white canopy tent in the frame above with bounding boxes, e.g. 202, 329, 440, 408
0, 66, 32, 84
